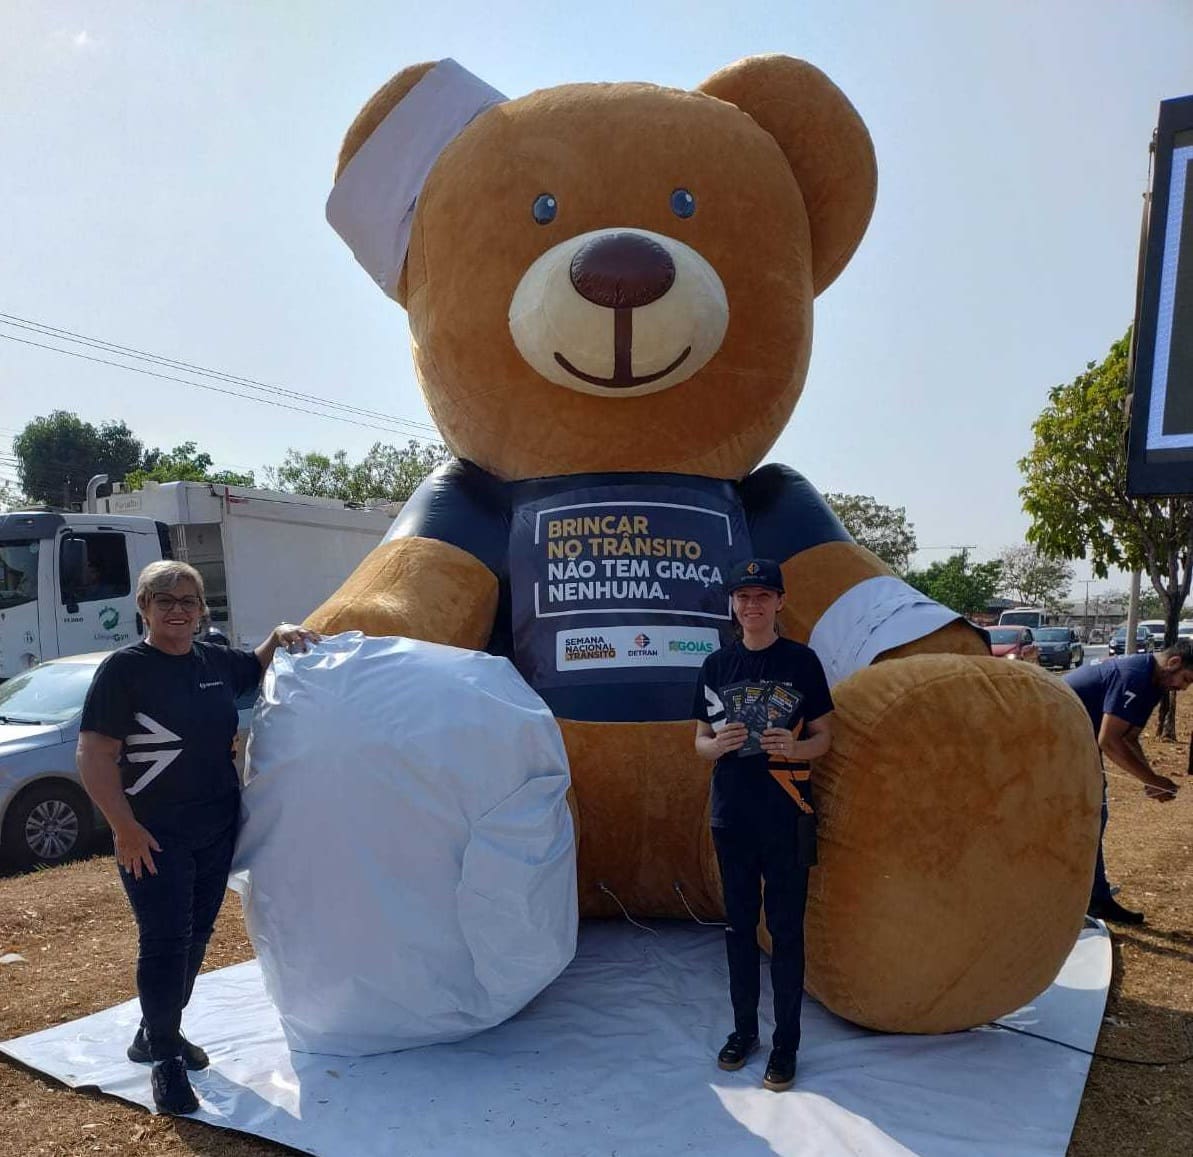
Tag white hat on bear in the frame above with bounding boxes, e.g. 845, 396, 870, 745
326, 58, 506, 295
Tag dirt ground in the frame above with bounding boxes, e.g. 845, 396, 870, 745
1, 699, 1192, 1156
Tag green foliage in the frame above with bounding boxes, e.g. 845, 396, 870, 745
125, 442, 254, 489
1019, 329, 1193, 645
13, 411, 144, 507
267, 440, 451, 505
905, 551, 1004, 616
824, 492, 917, 573
997, 544, 1073, 609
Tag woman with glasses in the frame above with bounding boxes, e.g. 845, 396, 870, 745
76, 560, 318, 1115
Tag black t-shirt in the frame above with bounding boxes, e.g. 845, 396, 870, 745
692, 636, 833, 832
81, 641, 262, 840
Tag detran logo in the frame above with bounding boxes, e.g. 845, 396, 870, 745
634, 633, 651, 649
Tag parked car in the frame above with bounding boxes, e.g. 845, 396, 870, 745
1108, 625, 1154, 656
1179, 621, 1193, 639
1034, 626, 1084, 670
987, 627, 1040, 663
0, 651, 255, 869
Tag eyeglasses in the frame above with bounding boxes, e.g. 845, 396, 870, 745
149, 594, 203, 613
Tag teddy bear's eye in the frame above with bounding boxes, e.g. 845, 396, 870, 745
532, 194, 558, 225
670, 188, 696, 219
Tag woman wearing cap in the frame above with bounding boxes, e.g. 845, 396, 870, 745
693, 557, 833, 1092
76, 561, 319, 1116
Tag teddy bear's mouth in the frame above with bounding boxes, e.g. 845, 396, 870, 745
553, 307, 692, 389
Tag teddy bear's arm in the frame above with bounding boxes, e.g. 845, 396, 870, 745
305, 459, 506, 649
740, 465, 988, 683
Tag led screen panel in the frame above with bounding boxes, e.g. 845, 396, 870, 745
1128, 96, 1193, 495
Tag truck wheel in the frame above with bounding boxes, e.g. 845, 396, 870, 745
1, 782, 95, 870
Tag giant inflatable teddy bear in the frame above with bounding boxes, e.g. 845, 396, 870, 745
308, 55, 1103, 1033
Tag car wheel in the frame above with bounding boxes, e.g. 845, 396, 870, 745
1, 782, 95, 870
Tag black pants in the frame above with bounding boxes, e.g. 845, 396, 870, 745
712, 823, 810, 1054
1090, 774, 1112, 905
119, 822, 236, 1060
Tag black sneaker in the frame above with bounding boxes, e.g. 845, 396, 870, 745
716, 1032, 760, 1071
762, 1048, 797, 1092
127, 1026, 210, 1071
151, 1056, 200, 1115
1087, 897, 1145, 926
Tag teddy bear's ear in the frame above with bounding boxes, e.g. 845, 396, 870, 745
697, 55, 876, 296
334, 61, 439, 306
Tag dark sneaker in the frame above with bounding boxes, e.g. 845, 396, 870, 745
762, 1048, 797, 1092
151, 1057, 200, 1115
1088, 897, 1145, 926
127, 1027, 210, 1071
716, 1032, 760, 1071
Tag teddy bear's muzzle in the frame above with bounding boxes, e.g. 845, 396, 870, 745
508, 227, 729, 398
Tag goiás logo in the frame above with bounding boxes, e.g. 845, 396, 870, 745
628, 633, 658, 659
668, 636, 715, 655
563, 634, 617, 662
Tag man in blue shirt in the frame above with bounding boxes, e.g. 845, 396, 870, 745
1064, 639, 1193, 924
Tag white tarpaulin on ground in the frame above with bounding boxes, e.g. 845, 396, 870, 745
1, 921, 1111, 1156
231, 631, 577, 1054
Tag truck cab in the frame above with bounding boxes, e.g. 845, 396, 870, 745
0, 512, 167, 680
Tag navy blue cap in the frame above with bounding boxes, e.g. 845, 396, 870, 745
726, 558, 785, 595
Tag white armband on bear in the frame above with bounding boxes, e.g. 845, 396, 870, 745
808, 576, 962, 689
326, 58, 507, 294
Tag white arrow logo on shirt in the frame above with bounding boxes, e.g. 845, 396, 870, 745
705, 686, 727, 729
125, 748, 182, 795
123, 712, 183, 795
125, 713, 182, 746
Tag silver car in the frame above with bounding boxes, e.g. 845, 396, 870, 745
0, 653, 108, 869
1, 651, 254, 870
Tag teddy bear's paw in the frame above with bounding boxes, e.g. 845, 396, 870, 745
804, 653, 1102, 1033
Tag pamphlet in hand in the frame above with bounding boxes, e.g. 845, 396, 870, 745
720, 680, 804, 757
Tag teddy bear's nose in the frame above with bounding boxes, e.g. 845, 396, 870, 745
569, 232, 676, 310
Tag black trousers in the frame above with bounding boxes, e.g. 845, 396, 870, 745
712, 822, 810, 1054
119, 821, 236, 1061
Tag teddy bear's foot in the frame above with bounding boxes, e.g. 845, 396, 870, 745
801, 653, 1102, 1033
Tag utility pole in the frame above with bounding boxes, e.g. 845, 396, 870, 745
1126, 571, 1142, 655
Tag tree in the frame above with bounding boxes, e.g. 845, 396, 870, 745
997, 545, 1073, 609
267, 440, 451, 504
125, 442, 254, 489
904, 551, 1003, 617
1020, 330, 1193, 737
13, 411, 144, 508
824, 493, 917, 573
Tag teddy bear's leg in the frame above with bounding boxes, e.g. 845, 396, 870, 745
797, 652, 1102, 1033
776, 543, 988, 658
305, 537, 498, 648
560, 719, 724, 920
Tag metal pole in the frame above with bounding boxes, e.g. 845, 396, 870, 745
1127, 570, 1142, 654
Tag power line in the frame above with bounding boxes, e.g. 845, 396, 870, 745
0, 312, 440, 436
0, 331, 444, 443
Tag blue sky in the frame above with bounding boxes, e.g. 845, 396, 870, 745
2, 1, 1190, 595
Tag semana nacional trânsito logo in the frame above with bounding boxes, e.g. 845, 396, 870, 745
564, 634, 617, 662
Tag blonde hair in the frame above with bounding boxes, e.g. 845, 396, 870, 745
135, 560, 206, 610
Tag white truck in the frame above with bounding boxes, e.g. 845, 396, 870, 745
0, 481, 396, 679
